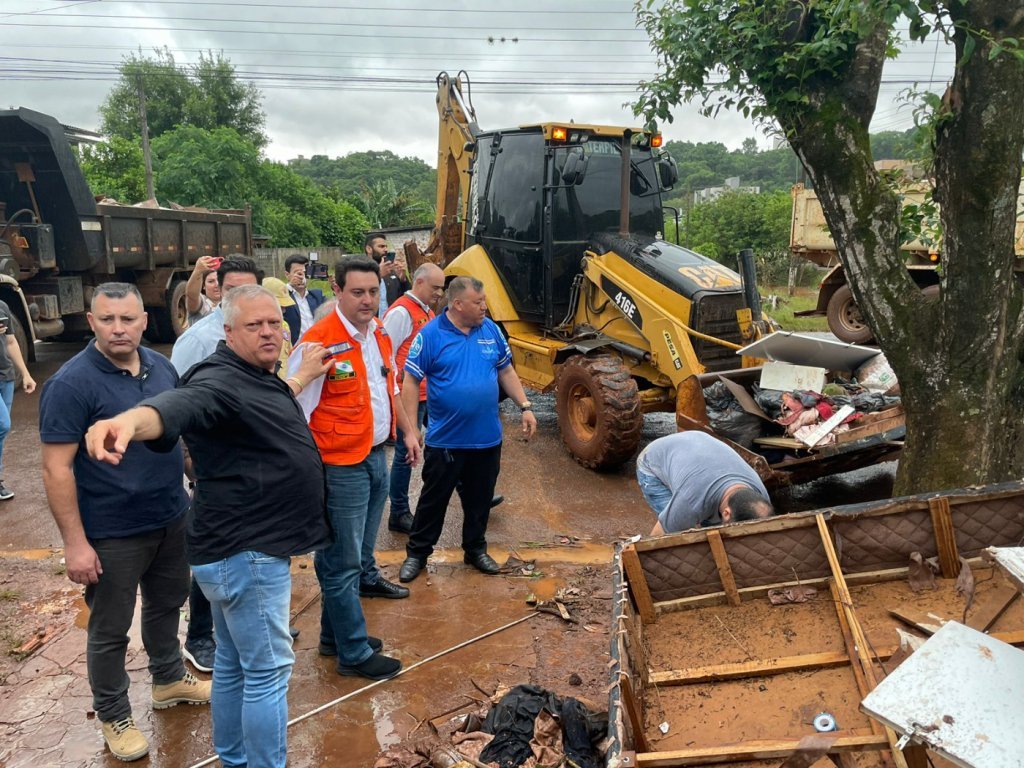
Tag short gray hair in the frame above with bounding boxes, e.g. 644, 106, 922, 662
221, 284, 279, 326
91, 282, 143, 311
412, 263, 441, 284
447, 275, 484, 301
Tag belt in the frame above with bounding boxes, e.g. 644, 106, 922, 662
371, 443, 385, 451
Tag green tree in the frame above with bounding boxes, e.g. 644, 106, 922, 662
685, 191, 793, 283
354, 178, 426, 229
99, 48, 266, 147
152, 125, 261, 208
637, 1, 1024, 494
77, 137, 147, 203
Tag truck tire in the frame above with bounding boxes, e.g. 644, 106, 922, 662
8, 313, 30, 387
825, 285, 874, 344
146, 279, 189, 343
555, 354, 643, 470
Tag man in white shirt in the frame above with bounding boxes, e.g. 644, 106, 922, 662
282, 255, 325, 344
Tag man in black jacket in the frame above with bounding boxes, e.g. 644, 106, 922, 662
85, 284, 334, 768
283, 254, 325, 343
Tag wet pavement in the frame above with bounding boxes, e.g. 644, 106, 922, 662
0, 340, 897, 767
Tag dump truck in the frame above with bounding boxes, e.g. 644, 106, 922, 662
418, 72, 904, 484
0, 108, 252, 361
790, 179, 1024, 343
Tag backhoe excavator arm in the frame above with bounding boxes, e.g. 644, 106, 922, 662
426, 71, 479, 268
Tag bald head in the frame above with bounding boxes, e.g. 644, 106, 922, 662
411, 262, 446, 307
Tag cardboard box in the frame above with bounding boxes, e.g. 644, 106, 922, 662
759, 361, 827, 392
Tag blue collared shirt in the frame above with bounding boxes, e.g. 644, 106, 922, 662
404, 311, 511, 449
170, 306, 224, 376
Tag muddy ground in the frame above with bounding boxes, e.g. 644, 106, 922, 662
0, 340, 897, 767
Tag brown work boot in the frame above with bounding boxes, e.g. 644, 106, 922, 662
152, 670, 212, 709
101, 715, 150, 761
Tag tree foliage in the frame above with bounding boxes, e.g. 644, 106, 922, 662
99, 48, 266, 147
681, 190, 794, 284
636, 0, 1024, 493
289, 150, 436, 225
76, 137, 147, 203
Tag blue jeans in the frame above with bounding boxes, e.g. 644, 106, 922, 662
389, 400, 426, 522
637, 468, 673, 519
193, 551, 295, 768
316, 449, 388, 665
0, 379, 14, 479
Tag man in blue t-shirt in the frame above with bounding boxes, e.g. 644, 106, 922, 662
39, 283, 209, 762
398, 276, 537, 583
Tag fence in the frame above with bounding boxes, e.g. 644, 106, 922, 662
251, 247, 351, 279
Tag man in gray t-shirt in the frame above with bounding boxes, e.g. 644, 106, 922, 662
636, 431, 773, 535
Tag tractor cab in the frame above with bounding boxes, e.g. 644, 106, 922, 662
464, 124, 678, 329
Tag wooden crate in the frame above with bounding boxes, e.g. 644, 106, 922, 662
606, 481, 1024, 768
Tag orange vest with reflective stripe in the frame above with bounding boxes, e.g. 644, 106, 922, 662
300, 311, 396, 466
387, 293, 433, 402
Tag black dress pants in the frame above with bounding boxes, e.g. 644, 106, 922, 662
407, 444, 501, 559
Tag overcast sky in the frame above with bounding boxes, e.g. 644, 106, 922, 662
2, 0, 954, 166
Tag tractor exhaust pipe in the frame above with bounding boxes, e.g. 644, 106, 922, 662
738, 248, 762, 318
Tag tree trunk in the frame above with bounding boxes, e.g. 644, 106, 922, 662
785, 6, 1024, 495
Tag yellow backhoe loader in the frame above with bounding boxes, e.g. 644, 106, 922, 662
418, 72, 903, 482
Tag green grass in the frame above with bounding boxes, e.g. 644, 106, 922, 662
760, 286, 830, 333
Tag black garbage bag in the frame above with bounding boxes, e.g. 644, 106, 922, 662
479, 685, 607, 768
703, 381, 763, 448
480, 685, 561, 768
561, 697, 601, 768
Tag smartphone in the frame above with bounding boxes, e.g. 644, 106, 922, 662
384, 251, 397, 263
209, 257, 223, 269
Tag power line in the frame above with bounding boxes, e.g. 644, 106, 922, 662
25, 0, 637, 12
2, 20, 653, 43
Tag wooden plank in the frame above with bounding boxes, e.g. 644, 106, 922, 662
654, 567, 912, 614
622, 544, 657, 624
889, 607, 951, 636
966, 585, 1020, 632
619, 673, 650, 753
649, 650, 852, 686
829, 579, 882, 737
634, 512, 819, 552
815, 515, 910, 768
705, 529, 741, 607
634, 734, 889, 767
928, 496, 961, 578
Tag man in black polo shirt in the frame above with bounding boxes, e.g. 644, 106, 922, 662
85, 284, 333, 768
40, 283, 210, 762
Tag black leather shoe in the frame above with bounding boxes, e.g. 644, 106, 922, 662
388, 513, 414, 534
398, 556, 426, 583
319, 636, 382, 656
360, 577, 410, 599
337, 652, 402, 681
289, 626, 300, 640
463, 552, 501, 575
490, 495, 505, 509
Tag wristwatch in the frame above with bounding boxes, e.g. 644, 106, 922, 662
519, 400, 533, 411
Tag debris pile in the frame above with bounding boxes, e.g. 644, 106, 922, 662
374, 685, 608, 768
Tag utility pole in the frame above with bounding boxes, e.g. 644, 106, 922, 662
136, 75, 156, 201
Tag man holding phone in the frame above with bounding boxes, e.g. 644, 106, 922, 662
0, 300, 36, 500
363, 235, 410, 316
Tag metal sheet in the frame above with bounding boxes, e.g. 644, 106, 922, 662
860, 621, 1024, 768
737, 331, 880, 371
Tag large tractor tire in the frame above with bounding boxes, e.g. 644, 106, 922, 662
8, 313, 30, 387
555, 354, 643, 470
825, 284, 874, 344
146, 279, 189, 343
